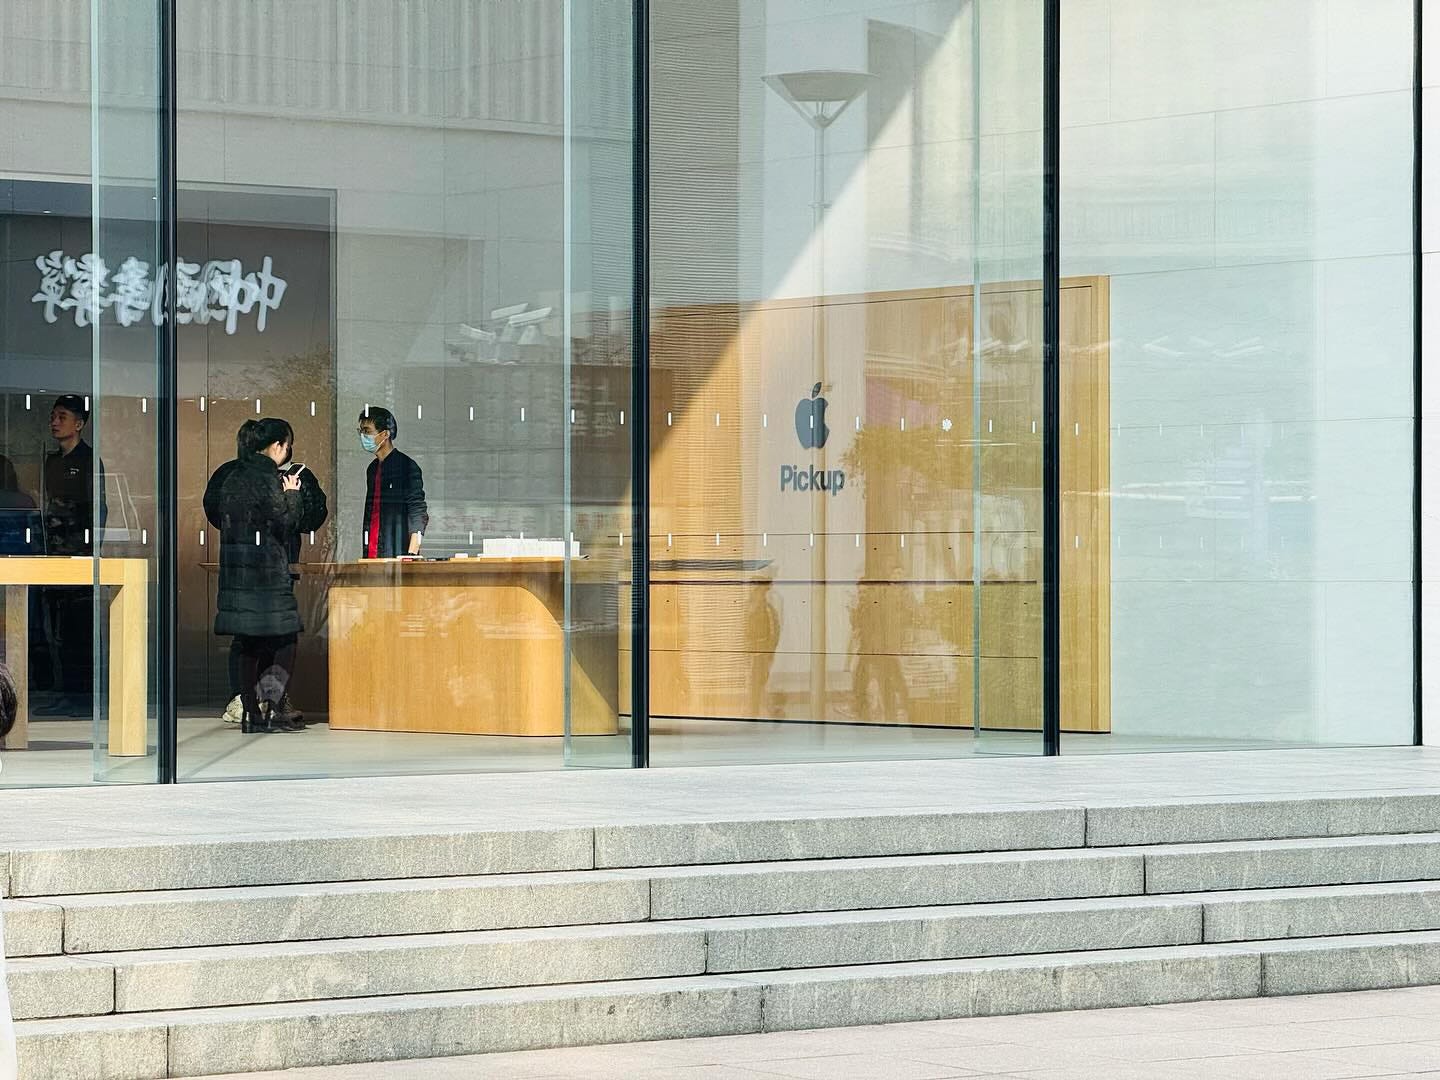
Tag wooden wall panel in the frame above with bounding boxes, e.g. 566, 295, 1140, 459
647, 280, 1111, 734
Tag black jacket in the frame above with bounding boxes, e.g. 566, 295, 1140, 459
211, 454, 305, 638
43, 441, 106, 555
205, 458, 327, 565
361, 449, 428, 557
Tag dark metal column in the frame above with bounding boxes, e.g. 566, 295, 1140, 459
1414, 0, 1424, 748
1042, 0, 1061, 757
630, 0, 651, 768
156, 0, 179, 782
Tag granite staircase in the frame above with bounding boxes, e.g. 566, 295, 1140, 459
15, 792, 1440, 1078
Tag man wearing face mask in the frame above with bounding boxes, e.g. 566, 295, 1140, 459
357, 406, 427, 558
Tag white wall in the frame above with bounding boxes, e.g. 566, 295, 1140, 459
1062, 0, 1415, 745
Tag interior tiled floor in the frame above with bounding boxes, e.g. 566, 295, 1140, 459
0, 713, 1342, 786
195, 986, 1440, 1079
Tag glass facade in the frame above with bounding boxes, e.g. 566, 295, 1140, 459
0, 0, 1419, 785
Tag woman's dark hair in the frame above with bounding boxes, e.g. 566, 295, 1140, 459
0, 661, 17, 740
250, 417, 294, 455
234, 419, 261, 458
359, 405, 398, 442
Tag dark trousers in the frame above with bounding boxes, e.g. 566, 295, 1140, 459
42, 586, 94, 705
227, 637, 242, 699
232, 633, 297, 719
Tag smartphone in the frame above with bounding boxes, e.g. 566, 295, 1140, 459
281, 462, 308, 479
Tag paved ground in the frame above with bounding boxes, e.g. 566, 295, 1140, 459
200, 987, 1440, 1078
4, 745, 1440, 849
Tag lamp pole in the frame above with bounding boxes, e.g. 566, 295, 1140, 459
763, 71, 874, 725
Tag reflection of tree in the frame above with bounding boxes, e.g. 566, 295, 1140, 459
746, 577, 781, 719
204, 343, 333, 403
840, 408, 973, 667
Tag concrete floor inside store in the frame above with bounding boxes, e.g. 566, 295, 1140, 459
0, 714, 1357, 786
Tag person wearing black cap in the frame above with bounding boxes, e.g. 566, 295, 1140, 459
35, 394, 106, 718
357, 405, 427, 558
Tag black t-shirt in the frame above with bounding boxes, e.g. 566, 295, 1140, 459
43, 441, 106, 555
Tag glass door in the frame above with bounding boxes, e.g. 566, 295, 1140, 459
563, 0, 638, 767
89, 0, 166, 781
173, 1, 574, 780
635, 0, 1047, 765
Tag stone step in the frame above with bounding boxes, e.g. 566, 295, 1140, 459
1141, 831, 1440, 893
14, 788, 1440, 900
647, 847, 1144, 918
648, 832, 1440, 918
688, 881, 1440, 970
2, 804, 1086, 897
24, 879, 1440, 1020
96, 923, 707, 1014
48, 871, 652, 953
22, 928, 1440, 1077
35, 848, 1149, 953
4, 901, 62, 958
7, 894, 1193, 1017
1201, 879, 1440, 941
29, 838, 1440, 960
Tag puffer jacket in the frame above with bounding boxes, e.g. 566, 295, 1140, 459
212, 454, 305, 638
205, 458, 328, 565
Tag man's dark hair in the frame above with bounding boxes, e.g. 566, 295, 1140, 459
250, 417, 294, 455
0, 661, 17, 740
53, 394, 89, 423
235, 419, 261, 457
360, 405, 398, 442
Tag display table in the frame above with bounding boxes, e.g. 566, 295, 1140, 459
0, 556, 149, 756
322, 558, 618, 737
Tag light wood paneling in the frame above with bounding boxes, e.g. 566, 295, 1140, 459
0, 557, 149, 755
647, 279, 1110, 733
324, 559, 616, 737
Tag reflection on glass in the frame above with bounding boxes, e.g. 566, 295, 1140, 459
165, 0, 618, 780
0, 0, 166, 783
1059, 0, 1415, 751
646, 0, 1046, 764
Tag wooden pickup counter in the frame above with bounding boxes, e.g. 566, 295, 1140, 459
324, 558, 618, 737
0, 556, 149, 756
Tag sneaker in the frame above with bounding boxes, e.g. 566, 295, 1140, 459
272, 694, 306, 726
222, 695, 244, 725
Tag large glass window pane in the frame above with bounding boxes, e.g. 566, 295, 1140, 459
646, 0, 1048, 765
175, 2, 578, 778
564, 0, 636, 768
0, 0, 164, 784
1060, 0, 1416, 750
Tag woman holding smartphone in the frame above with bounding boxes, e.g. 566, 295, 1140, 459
205, 421, 326, 728
213, 417, 307, 734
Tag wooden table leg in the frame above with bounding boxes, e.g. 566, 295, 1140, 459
4, 585, 28, 751
107, 560, 148, 757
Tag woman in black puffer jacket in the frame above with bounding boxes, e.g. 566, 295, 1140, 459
213, 417, 306, 734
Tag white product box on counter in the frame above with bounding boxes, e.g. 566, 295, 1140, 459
479, 537, 580, 558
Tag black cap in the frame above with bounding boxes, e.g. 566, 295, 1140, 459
52, 394, 88, 421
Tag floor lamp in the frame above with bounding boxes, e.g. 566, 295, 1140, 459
763, 70, 875, 723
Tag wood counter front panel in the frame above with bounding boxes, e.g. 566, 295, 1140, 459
327, 561, 616, 737
644, 280, 1110, 733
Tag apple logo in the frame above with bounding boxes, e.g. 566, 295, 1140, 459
794, 382, 830, 450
